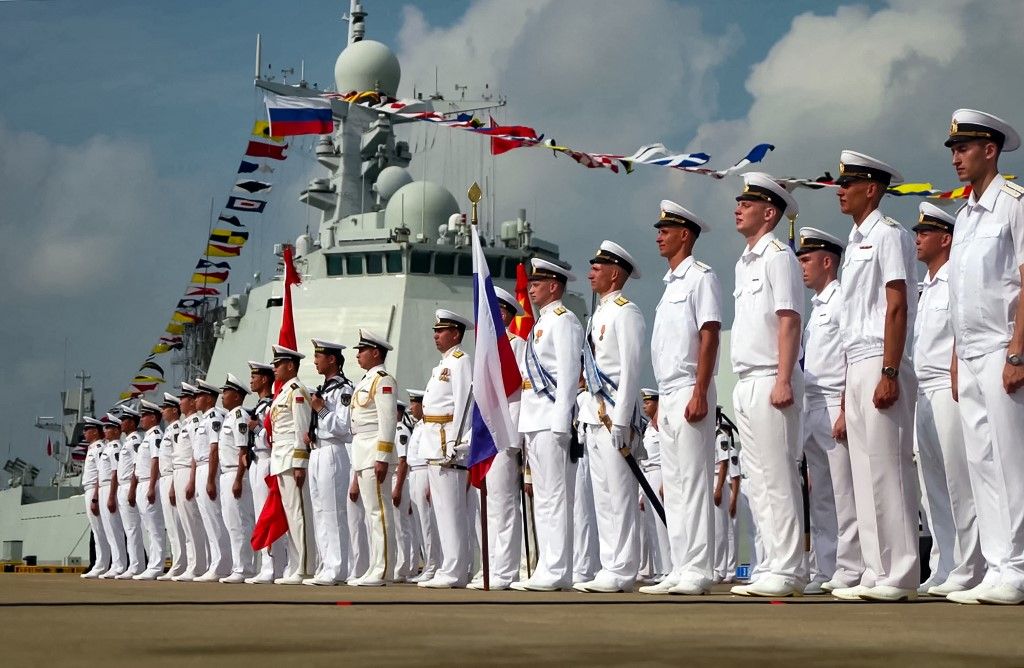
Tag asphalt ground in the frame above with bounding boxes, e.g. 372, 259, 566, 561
1, 575, 1022, 667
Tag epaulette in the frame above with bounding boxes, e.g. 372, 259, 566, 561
553, 306, 567, 316
289, 382, 299, 390
770, 239, 786, 251
1001, 181, 1024, 199
452, 350, 465, 359
234, 408, 244, 419
881, 216, 899, 227
377, 370, 388, 377
614, 296, 630, 306
693, 260, 710, 272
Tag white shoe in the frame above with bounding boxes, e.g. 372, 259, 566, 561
831, 584, 871, 601
419, 575, 461, 589
860, 585, 917, 602
977, 583, 1024, 605
410, 571, 436, 584
916, 576, 944, 596
194, 572, 222, 583
743, 575, 802, 598
114, 570, 138, 580
245, 575, 275, 584
81, 570, 102, 579
467, 580, 510, 590
171, 573, 195, 582
350, 577, 386, 587
947, 583, 995, 605
639, 579, 676, 595
302, 576, 337, 586
820, 579, 846, 592
274, 576, 306, 585
132, 570, 160, 581
803, 580, 828, 595
668, 580, 709, 596
219, 573, 247, 584
927, 582, 967, 597
574, 576, 630, 593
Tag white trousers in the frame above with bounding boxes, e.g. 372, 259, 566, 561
524, 430, 577, 587
172, 468, 208, 577
583, 424, 640, 588
573, 451, 599, 582
392, 474, 417, 580
98, 483, 126, 573
116, 484, 145, 574
483, 447, 523, 585
638, 467, 670, 579
219, 470, 256, 577
737, 486, 767, 581
845, 358, 919, 589
916, 388, 985, 588
958, 349, 1024, 590
733, 375, 804, 584
278, 469, 316, 580
160, 473, 187, 576
195, 463, 232, 577
660, 384, 717, 587
409, 467, 441, 577
427, 465, 470, 583
249, 457, 285, 580
309, 445, 349, 582
713, 470, 737, 581
137, 478, 167, 572
355, 468, 395, 582
802, 403, 839, 583
84, 487, 110, 573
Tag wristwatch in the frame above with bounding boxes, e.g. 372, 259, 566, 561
881, 366, 899, 379
1008, 353, 1024, 367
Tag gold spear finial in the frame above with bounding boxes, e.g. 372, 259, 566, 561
468, 182, 482, 227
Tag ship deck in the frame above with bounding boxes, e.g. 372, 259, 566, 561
1, 575, 1021, 666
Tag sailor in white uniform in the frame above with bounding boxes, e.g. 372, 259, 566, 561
575, 241, 646, 593
115, 407, 145, 579
171, 383, 209, 581
572, 387, 600, 585
192, 378, 232, 581
391, 400, 418, 582
405, 390, 441, 583
796, 226, 863, 594
80, 417, 110, 579
348, 330, 399, 586
304, 339, 355, 586
728, 174, 807, 598
832, 152, 921, 602
132, 400, 167, 580
418, 310, 474, 589
97, 414, 127, 579
943, 109, 1024, 606
636, 390, 669, 583
712, 421, 740, 584
214, 373, 257, 583
512, 259, 584, 592
641, 200, 722, 597
245, 361, 285, 584
156, 394, 188, 581
269, 345, 317, 585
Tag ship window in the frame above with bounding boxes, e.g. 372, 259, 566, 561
410, 250, 432, 274
486, 255, 503, 276
366, 252, 384, 275
434, 252, 455, 275
326, 255, 344, 276
504, 258, 519, 279
457, 253, 473, 276
346, 254, 364, 275
385, 251, 403, 273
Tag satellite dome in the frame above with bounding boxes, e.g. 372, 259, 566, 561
384, 181, 460, 239
334, 40, 401, 97
373, 166, 414, 201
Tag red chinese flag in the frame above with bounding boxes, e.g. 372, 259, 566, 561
250, 475, 289, 551
509, 262, 535, 337
274, 245, 302, 395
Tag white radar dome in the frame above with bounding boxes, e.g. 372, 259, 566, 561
334, 40, 401, 97
384, 181, 460, 240
373, 166, 414, 201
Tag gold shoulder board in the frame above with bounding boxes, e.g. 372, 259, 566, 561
377, 370, 388, 377
1001, 182, 1024, 199
553, 306, 567, 316
452, 350, 465, 358
614, 296, 630, 306
693, 260, 710, 272
882, 216, 899, 227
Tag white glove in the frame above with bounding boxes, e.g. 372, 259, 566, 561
610, 425, 627, 452
551, 431, 572, 449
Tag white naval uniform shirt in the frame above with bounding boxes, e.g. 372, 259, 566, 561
349, 365, 398, 472
313, 375, 354, 448
639, 423, 660, 472
731, 232, 804, 376
135, 426, 162, 482
396, 422, 412, 459
803, 280, 846, 408
949, 174, 1024, 360
507, 330, 527, 434
116, 432, 141, 486
159, 420, 180, 477
216, 407, 249, 473
582, 290, 645, 428
652, 256, 722, 394
192, 407, 225, 465
406, 421, 427, 468
82, 440, 103, 487
715, 430, 731, 473
914, 263, 954, 393
839, 209, 919, 364
269, 380, 313, 476
96, 439, 114, 483
520, 300, 584, 434
173, 412, 201, 470
420, 346, 472, 461
250, 397, 273, 456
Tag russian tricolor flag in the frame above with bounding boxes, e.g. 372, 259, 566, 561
264, 93, 333, 137
468, 224, 521, 488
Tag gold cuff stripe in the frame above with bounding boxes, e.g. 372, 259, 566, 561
377, 441, 394, 453
423, 414, 454, 424
292, 451, 309, 460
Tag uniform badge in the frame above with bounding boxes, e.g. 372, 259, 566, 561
382, 386, 393, 394
295, 396, 304, 403
439, 368, 451, 382
238, 423, 248, 435
400, 435, 408, 445
341, 393, 352, 407
535, 329, 543, 341
599, 324, 606, 341
731, 455, 739, 465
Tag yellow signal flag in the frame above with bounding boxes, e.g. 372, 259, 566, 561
251, 121, 285, 142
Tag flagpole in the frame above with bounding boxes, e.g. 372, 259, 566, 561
468, 181, 490, 592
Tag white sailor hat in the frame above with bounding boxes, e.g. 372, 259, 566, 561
433, 309, 472, 331
248, 360, 274, 376
737, 172, 799, 217
272, 344, 305, 363
397, 400, 408, 411
945, 108, 1020, 152
354, 328, 394, 351
102, 413, 122, 428
220, 373, 249, 395
82, 416, 105, 429
118, 405, 140, 420
655, 199, 708, 234
492, 286, 524, 316
179, 382, 199, 398
914, 202, 956, 233
640, 387, 659, 400
406, 389, 425, 401
160, 393, 181, 409
139, 400, 162, 416
796, 226, 845, 257
311, 339, 346, 356
590, 240, 641, 279
836, 150, 904, 187
528, 257, 576, 283
195, 378, 220, 395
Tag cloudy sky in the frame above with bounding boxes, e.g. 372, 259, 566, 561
2, 0, 1021, 482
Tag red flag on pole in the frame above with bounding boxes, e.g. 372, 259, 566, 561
46, 437, 53, 457
274, 244, 301, 395
483, 116, 539, 156
509, 262, 535, 338
250, 475, 289, 551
